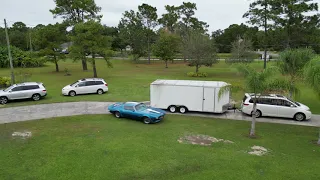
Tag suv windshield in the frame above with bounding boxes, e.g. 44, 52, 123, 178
135, 103, 147, 111
3, 85, 14, 92
287, 98, 300, 106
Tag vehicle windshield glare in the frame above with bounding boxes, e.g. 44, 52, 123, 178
70, 81, 79, 86
135, 103, 147, 111
3, 85, 14, 92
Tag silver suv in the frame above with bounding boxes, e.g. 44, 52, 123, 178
0, 82, 47, 104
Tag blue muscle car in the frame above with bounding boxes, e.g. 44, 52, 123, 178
108, 102, 166, 124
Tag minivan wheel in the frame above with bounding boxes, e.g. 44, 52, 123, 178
97, 89, 104, 95
252, 110, 262, 118
32, 94, 41, 101
69, 91, 76, 97
294, 113, 306, 121
179, 106, 187, 114
143, 117, 151, 124
168, 105, 177, 113
0, 97, 8, 104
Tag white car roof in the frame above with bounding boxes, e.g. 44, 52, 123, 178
80, 78, 105, 81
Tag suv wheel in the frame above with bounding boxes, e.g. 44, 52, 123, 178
69, 91, 76, 97
0, 97, 8, 104
252, 110, 262, 118
97, 89, 104, 95
32, 94, 41, 101
294, 113, 305, 121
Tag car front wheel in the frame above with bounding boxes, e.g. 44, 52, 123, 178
69, 91, 76, 97
114, 111, 121, 118
294, 113, 305, 121
143, 117, 151, 124
0, 97, 8, 104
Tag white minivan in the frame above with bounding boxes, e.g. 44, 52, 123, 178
241, 93, 312, 121
62, 78, 108, 96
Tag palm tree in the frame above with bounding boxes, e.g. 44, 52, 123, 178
303, 57, 320, 145
277, 48, 315, 98
219, 64, 294, 137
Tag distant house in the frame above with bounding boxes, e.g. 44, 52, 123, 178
125, 45, 132, 51
60, 42, 73, 54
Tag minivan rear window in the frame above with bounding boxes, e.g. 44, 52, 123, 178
242, 96, 247, 102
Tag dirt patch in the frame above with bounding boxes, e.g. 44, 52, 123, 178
178, 134, 234, 146
12, 131, 32, 139
248, 145, 268, 156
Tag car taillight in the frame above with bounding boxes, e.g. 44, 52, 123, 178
42, 90, 47, 92
105, 84, 108, 86
243, 103, 249, 106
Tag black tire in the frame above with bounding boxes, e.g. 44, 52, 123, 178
97, 89, 104, 95
294, 113, 306, 121
143, 117, 151, 124
168, 105, 177, 113
179, 106, 188, 114
0, 96, 8, 104
32, 94, 41, 101
69, 91, 76, 97
114, 111, 121, 118
252, 110, 262, 118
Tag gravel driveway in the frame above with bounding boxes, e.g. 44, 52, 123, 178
0, 101, 319, 127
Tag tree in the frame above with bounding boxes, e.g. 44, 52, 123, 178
219, 65, 295, 137
9, 22, 29, 50
71, 20, 113, 78
228, 36, 256, 63
303, 57, 320, 145
138, 3, 158, 64
50, 0, 102, 25
185, 31, 217, 73
118, 10, 147, 61
152, 29, 180, 68
243, 0, 276, 69
158, 5, 180, 33
50, 0, 102, 71
271, 0, 320, 48
277, 48, 315, 98
33, 23, 67, 72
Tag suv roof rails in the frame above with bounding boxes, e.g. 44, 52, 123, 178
81, 78, 104, 81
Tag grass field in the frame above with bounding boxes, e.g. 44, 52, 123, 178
0, 59, 319, 114
1, 114, 319, 179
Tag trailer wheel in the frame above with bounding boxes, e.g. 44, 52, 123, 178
168, 105, 177, 113
179, 106, 187, 114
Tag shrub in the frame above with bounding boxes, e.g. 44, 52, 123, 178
0, 77, 11, 88
187, 72, 208, 77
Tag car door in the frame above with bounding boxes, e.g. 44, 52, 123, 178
277, 100, 297, 118
75, 82, 86, 94
122, 105, 136, 119
256, 98, 277, 117
7, 86, 25, 99
85, 81, 96, 93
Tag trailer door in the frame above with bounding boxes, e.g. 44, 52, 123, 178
202, 87, 215, 112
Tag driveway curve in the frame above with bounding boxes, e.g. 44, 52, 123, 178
0, 101, 320, 127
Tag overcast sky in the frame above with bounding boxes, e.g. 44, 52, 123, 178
0, 0, 319, 32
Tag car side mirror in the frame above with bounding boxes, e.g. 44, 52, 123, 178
8, 90, 12, 93
290, 105, 295, 108
75, 85, 78, 88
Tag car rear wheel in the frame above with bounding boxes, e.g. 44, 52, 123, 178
97, 89, 104, 95
69, 91, 76, 97
294, 113, 305, 121
32, 94, 41, 101
143, 117, 151, 124
168, 105, 177, 113
252, 110, 262, 118
179, 106, 187, 114
0, 97, 8, 104
114, 111, 121, 118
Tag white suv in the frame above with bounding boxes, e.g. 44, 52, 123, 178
0, 82, 47, 104
241, 93, 312, 121
62, 78, 108, 96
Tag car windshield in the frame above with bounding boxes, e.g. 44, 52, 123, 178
70, 81, 79, 86
135, 103, 147, 111
3, 85, 14, 92
287, 98, 300, 106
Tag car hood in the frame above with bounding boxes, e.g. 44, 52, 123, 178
140, 107, 166, 115
0, 90, 5, 95
297, 102, 310, 111
62, 85, 72, 89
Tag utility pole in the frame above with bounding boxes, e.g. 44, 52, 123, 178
263, 0, 267, 69
4, 19, 15, 84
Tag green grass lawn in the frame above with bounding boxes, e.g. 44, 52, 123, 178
1, 115, 319, 179
0, 59, 319, 114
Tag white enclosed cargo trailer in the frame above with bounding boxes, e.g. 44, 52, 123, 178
150, 79, 230, 114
